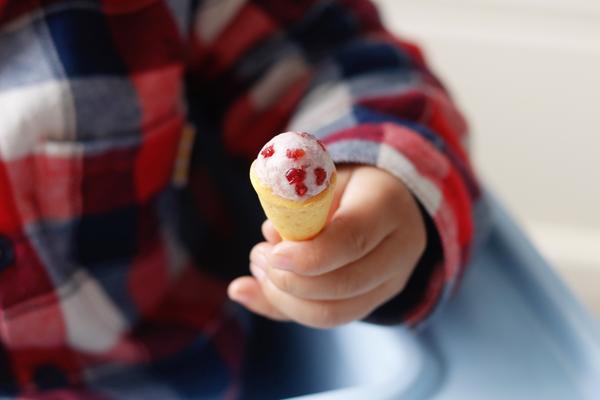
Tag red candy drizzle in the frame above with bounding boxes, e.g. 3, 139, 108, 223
261, 145, 274, 158
295, 184, 308, 196
278, 134, 327, 197
285, 168, 306, 184
286, 148, 305, 160
317, 140, 326, 151
314, 168, 327, 186
296, 132, 326, 151
285, 168, 308, 197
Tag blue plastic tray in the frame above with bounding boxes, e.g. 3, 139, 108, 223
242, 200, 600, 399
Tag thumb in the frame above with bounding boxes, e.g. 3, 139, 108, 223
228, 276, 288, 321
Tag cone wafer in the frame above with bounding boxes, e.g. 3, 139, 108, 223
250, 132, 337, 241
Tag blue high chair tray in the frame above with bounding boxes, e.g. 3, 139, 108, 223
242, 200, 600, 399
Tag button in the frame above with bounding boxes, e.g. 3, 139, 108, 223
0, 235, 14, 270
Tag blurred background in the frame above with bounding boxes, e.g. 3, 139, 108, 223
373, 0, 600, 317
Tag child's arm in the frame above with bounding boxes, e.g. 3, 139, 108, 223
188, 0, 483, 326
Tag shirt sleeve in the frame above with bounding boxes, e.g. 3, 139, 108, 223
186, 0, 486, 326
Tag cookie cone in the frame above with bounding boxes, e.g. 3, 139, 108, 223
250, 161, 336, 241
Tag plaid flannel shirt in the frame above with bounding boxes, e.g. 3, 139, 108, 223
0, 0, 483, 398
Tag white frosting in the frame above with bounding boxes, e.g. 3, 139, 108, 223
254, 131, 335, 201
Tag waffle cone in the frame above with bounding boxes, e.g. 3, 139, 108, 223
250, 161, 336, 241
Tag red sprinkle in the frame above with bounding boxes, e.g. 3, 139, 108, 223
286, 148, 305, 160
317, 139, 327, 151
260, 145, 274, 158
314, 168, 327, 186
295, 183, 308, 196
285, 168, 306, 184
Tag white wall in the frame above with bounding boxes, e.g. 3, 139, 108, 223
372, 0, 600, 312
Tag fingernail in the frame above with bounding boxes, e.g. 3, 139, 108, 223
271, 244, 295, 270
229, 283, 251, 304
250, 263, 266, 282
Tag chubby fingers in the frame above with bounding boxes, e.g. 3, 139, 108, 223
250, 261, 408, 329
232, 230, 419, 325
251, 230, 417, 301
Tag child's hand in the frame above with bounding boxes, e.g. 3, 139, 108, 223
228, 165, 426, 328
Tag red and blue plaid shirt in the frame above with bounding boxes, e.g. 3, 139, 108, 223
0, 0, 483, 398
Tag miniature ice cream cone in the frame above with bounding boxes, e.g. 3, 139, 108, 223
250, 132, 337, 241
